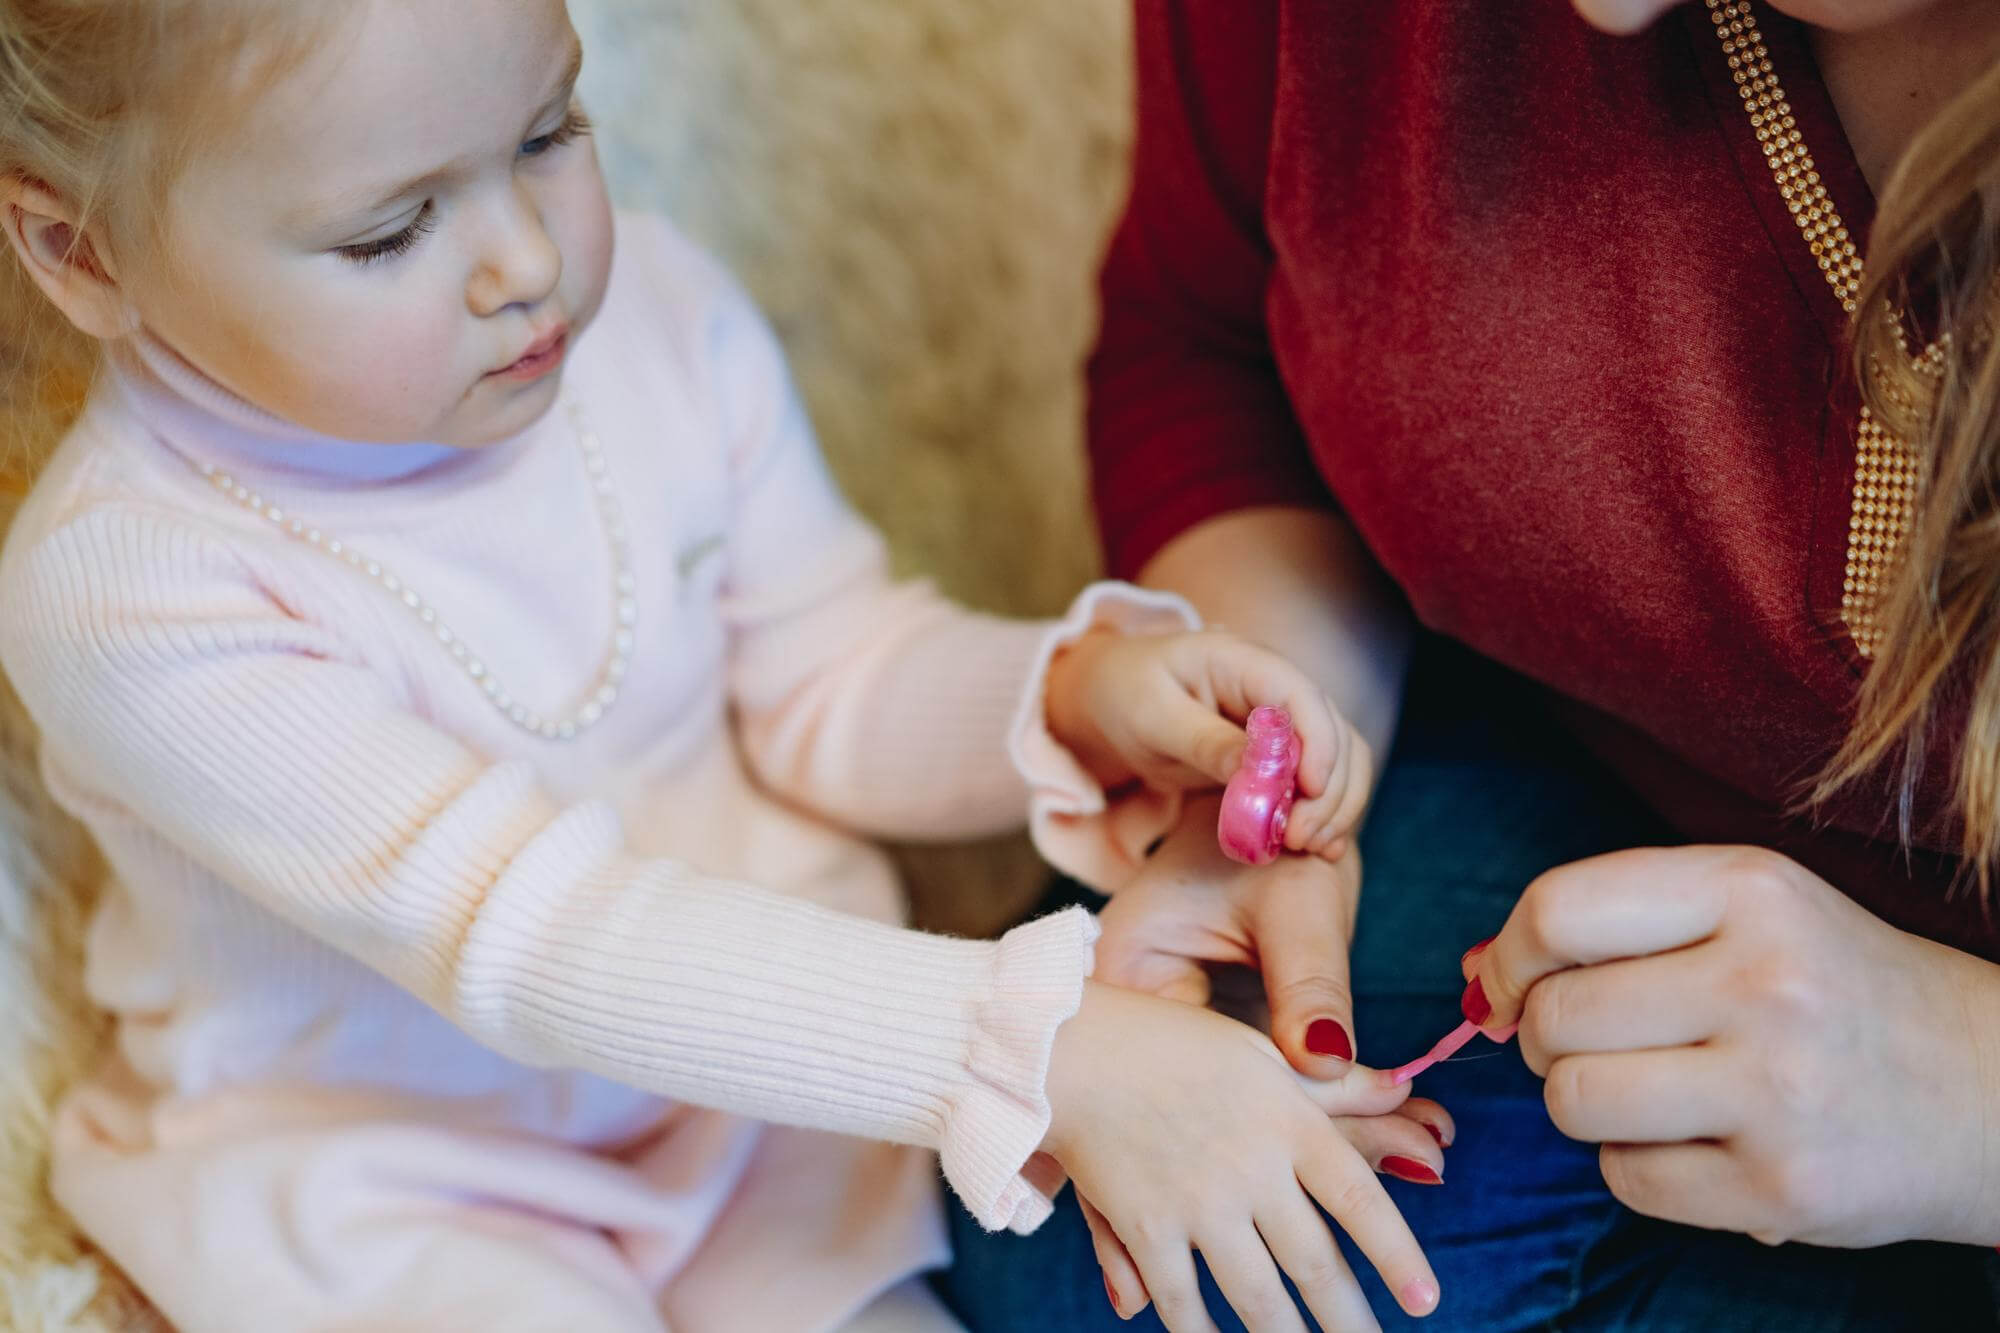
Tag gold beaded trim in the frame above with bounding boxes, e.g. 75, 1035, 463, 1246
1705, 0, 1938, 658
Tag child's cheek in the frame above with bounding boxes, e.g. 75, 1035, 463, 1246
317, 285, 469, 428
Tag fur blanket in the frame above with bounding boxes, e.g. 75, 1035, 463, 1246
0, 1, 1130, 1325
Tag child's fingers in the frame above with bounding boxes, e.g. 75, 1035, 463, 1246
1328, 727, 1374, 829
1296, 1131, 1441, 1319
1290, 1050, 1407, 1117
1397, 1096, 1457, 1149
1079, 1193, 1148, 1321
1283, 726, 1373, 860
1122, 1233, 1218, 1333
1256, 1196, 1382, 1333
1281, 793, 1351, 862
1331, 1112, 1447, 1183
1197, 1225, 1311, 1333
1175, 637, 1344, 799
1156, 718, 1247, 790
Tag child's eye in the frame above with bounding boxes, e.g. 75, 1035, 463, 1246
336, 203, 436, 266
521, 107, 593, 159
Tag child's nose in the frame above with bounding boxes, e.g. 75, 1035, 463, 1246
467, 186, 563, 316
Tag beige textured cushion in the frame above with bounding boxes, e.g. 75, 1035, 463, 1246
0, 3, 1129, 1325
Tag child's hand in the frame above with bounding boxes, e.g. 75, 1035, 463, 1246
1042, 981, 1443, 1330
1044, 629, 1371, 859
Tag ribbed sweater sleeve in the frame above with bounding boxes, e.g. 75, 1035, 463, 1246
0, 506, 1094, 1233
675, 234, 1050, 843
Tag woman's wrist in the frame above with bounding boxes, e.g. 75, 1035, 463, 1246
1930, 942, 2000, 1245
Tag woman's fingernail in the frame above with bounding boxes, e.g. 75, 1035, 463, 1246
1421, 1120, 1447, 1147
1461, 976, 1492, 1026
1381, 1155, 1443, 1185
1400, 1277, 1441, 1314
1460, 937, 1494, 968
1305, 1018, 1353, 1061
1103, 1272, 1120, 1315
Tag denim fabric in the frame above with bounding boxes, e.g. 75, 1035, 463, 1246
936, 639, 1998, 1331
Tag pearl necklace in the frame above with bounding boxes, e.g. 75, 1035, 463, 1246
196, 399, 635, 742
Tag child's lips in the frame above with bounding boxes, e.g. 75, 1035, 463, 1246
491, 327, 569, 381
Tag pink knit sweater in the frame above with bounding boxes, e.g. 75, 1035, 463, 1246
0, 214, 1190, 1327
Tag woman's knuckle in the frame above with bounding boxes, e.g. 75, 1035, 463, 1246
1738, 956, 1830, 1029
1541, 1061, 1580, 1131
1270, 969, 1351, 1014
1721, 846, 1797, 902
1519, 870, 1582, 955
1597, 1146, 1653, 1212
1757, 1153, 1832, 1224
1763, 1048, 1832, 1117
1520, 976, 1565, 1039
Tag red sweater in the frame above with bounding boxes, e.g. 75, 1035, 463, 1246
1087, 0, 1999, 958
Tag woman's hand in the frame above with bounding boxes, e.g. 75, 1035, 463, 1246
1044, 981, 1445, 1331
1044, 628, 1373, 860
1463, 844, 2000, 1247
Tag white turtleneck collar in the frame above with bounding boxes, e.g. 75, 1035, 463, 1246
110, 331, 534, 489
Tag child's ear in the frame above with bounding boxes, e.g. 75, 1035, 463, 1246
2, 177, 139, 340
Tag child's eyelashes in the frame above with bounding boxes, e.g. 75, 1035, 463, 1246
330, 107, 587, 267
336, 203, 437, 267
521, 107, 593, 160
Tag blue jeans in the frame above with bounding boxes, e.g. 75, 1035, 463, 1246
936, 639, 2000, 1330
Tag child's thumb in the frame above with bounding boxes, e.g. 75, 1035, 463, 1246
1188, 713, 1247, 786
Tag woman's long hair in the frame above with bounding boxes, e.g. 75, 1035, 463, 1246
1815, 56, 2000, 889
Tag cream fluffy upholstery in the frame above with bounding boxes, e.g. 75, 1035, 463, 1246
0, 2, 1131, 1324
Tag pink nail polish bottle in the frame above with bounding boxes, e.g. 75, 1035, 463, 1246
1217, 706, 1300, 866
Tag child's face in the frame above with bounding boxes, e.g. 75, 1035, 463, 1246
130, 0, 613, 447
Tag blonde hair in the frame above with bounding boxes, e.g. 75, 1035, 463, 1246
1815, 55, 2000, 888
0, 1, 333, 486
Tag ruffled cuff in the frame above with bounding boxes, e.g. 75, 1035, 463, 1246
939, 905, 1100, 1234
1008, 580, 1202, 892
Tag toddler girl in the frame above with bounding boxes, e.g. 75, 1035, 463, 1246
0, 1, 1445, 1329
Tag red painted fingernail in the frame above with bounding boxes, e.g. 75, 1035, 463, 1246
1381, 1155, 1443, 1185
1421, 1120, 1446, 1147
1460, 936, 1493, 968
1104, 1272, 1120, 1315
1461, 976, 1492, 1026
1305, 1019, 1353, 1061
